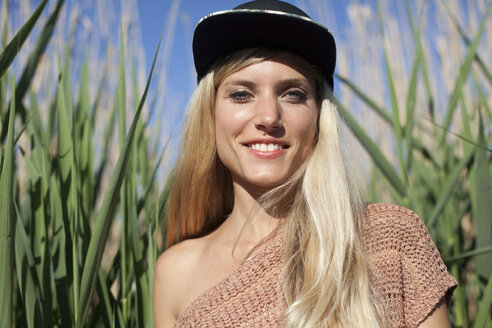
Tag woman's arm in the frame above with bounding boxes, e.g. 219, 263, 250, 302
418, 297, 451, 328
153, 250, 180, 328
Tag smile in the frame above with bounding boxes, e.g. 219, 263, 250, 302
248, 143, 288, 152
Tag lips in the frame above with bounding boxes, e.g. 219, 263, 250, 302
242, 141, 289, 160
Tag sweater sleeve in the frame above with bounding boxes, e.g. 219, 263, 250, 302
363, 203, 457, 328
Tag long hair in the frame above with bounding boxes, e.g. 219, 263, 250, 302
272, 86, 383, 327
165, 49, 383, 327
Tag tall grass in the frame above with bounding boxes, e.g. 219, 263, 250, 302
1, 0, 491, 327
1, 0, 173, 326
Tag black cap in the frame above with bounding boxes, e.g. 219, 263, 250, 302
193, 0, 336, 89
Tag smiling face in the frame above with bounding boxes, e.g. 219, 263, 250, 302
214, 52, 320, 194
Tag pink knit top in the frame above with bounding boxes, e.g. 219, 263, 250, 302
174, 203, 457, 327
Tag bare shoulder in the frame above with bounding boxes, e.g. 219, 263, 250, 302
153, 238, 206, 327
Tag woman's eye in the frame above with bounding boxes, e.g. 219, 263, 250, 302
229, 90, 252, 103
284, 90, 308, 102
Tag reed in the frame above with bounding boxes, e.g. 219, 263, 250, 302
1, 0, 172, 326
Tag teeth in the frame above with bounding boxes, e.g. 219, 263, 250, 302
250, 143, 283, 151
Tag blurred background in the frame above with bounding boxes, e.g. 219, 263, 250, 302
1, 0, 491, 327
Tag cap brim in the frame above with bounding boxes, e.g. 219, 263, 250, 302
193, 9, 336, 87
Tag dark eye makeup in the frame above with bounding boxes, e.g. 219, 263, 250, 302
229, 90, 253, 103
283, 89, 308, 102
222, 80, 313, 105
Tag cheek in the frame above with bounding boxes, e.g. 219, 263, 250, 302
293, 110, 318, 150
214, 104, 241, 165
214, 111, 228, 159
215, 106, 233, 143
301, 125, 317, 160
214, 103, 251, 144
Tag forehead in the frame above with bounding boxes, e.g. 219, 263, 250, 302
221, 51, 320, 86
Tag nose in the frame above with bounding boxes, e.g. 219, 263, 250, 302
253, 94, 282, 132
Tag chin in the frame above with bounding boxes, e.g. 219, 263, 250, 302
242, 174, 289, 191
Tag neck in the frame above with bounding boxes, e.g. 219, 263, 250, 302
221, 181, 285, 246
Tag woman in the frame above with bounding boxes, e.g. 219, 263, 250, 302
153, 1, 457, 327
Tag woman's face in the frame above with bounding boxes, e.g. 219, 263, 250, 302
214, 52, 319, 193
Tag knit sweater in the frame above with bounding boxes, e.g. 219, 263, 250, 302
174, 203, 457, 327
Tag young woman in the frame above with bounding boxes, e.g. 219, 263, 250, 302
153, 1, 457, 327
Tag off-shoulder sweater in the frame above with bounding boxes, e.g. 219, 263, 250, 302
174, 203, 458, 327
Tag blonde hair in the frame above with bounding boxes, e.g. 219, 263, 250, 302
166, 48, 383, 327
165, 66, 231, 246
274, 86, 383, 327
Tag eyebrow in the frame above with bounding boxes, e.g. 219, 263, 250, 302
221, 80, 256, 89
277, 78, 312, 88
222, 78, 311, 88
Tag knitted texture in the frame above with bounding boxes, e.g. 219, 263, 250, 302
363, 203, 457, 327
173, 203, 457, 327
175, 232, 284, 327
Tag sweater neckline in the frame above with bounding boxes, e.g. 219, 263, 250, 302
175, 231, 284, 324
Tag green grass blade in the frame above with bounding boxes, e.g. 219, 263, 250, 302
377, 0, 404, 173
403, 53, 419, 175
56, 56, 79, 324
13, 114, 31, 146
14, 201, 43, 327
27, 137, 53, 326
445, 246, 492, 263
0, 73, 6, 128
117, 27, 131, 324
0, 0, 48, 77
1, 0, 65, 142
77, 36, 161, 326
472, 114, 492, 278
95, 269, 114, 328
473, 271, 492, 328
405, 0, 434, 119
449, 8, 492, 87
89, 55, 108, 129
56, 67, 72, 211
130, 184, 149, 327
70, 88, 81, 328
93, 99, 117, 208
459, 91, 472, 143
130, 59, 150, 328
474, 72, 492, 120
137, 148, 166, 215
335, 98, 407, 197
429, 119, 492, 152
439, 5, 490, 145
77, 55, 93, 222
335, 74, 392, 124
27, 85, 54, 318
50, 173, 72, 327
0, 72, 16, 328
118, 29, 127, 150
427, 147, 475, 227
1, 1, 9, 49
